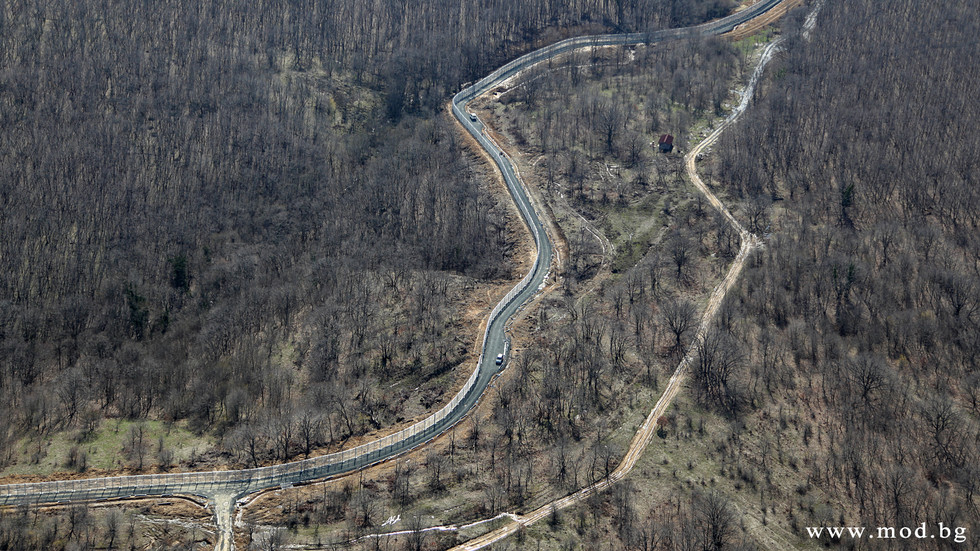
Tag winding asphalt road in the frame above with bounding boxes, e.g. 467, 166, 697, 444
449, 37, 788, 551
0, 1, 796, 548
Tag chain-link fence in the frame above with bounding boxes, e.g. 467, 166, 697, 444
0, 0, 784, 508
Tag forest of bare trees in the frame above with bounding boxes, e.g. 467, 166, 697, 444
237, 0, 980, 547
227, 28, 759, 550
703, 0, 980, 541
0, 0, 742, 476
8, 0, 979, 548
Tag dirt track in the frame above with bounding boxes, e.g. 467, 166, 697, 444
449, 30, 797, 551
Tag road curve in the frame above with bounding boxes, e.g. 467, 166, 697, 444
0, 0, 795, 530
448, 34, 793, 551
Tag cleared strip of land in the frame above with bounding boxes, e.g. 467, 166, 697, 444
0, 3, 803, 550
450, 35, 794, 551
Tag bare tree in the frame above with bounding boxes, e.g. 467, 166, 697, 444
693, 489, 735, 551
692, 329, 744, 416
124, 423, 147, 471
661, 298, 697, 355
668, 229, 693, 281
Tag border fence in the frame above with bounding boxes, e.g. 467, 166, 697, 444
0, 0, 786, 507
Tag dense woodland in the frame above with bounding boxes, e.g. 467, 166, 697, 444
705, 0, 980, 542
0, 0, 738, 474
6, 0, 979, 548
237, 35, 755, 550
242, 1, 980, 548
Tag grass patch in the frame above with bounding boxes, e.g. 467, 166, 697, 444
3, 419, 214, 477
598, 193, 670, 274
733, 27, 776, 56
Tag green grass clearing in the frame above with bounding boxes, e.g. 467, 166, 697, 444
3, 418, 215, 477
